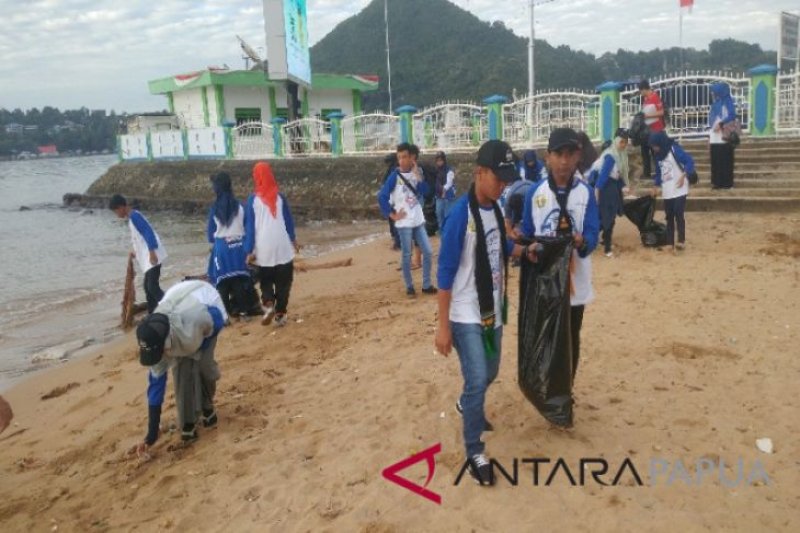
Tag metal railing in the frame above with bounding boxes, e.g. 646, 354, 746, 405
619, 72, 751, 138
282, 118, 331, 157
776, 71, 800, 134
504, 91, 600, 148
232, 121, 275, 159
341, 113, 400, 155
413, 102, 486, 152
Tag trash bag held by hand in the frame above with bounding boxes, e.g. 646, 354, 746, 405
518, 236, 574, 427
629, 112, 649, 147
623, 195, 667, 248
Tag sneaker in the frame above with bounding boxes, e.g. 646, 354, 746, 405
274, 313, 289, 327
604, 251, 614, 258
261, 305, 275, 326
202, 409, 218, 428
675, 242, 686, 251
406, 287, 416, 298
455, 400, 494, 431
467, 454, 494, 486
181, 424, 198, 442
421, 286, 438, 295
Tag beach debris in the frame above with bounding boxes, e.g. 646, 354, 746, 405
295, 257, 353, 273
121, 255, 137, 329
0, 394, 12, 434
439, 412, 445, 419
41, 382, 80, 400
756, 438, 774, 454
31, 339, 94, 364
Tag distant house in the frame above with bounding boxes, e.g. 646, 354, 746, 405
147, 68, 379, 130
24, 125, 39, 132
4, 123, 23, 134
37, 145, 58, 156
126, 113, 180, 134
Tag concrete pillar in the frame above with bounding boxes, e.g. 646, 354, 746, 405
327, 112, 345, 156
271, 117, 287, 157
396, 105, 417, 145
596, 82, 623, 143
747, 64, 779, 137
483, 95, 508, 141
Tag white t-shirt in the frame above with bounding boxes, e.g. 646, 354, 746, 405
128, 211, 167, 274
389, 171, 426, 229
658, 152, 689, 200
213, 205, 245, 239
252, 195, 295, 267
450, 207, 503, 326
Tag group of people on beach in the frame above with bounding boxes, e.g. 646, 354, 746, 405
109, 161, 299, 453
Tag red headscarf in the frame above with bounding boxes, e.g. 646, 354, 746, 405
253, 161, 278, 217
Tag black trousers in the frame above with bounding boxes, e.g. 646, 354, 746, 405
143, 264, 164, 314
640, 142, 652, 178
217, 276, 252, 316
710, 143, 734, 189
571, 305, 585, 381
602, 225, 615, 254
256, 261, 294, 314
664, 195, 687, 246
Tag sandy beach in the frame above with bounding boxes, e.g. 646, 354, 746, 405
1, 211, 799, 532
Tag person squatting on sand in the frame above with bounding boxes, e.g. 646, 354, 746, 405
378, 143, 437, 297
244, 162, 299, 327
109, 194, 168, 313
436, 140, 528, 486
134, 280, 226, 455
521, 127, 600, 383
206, 172, 255, 318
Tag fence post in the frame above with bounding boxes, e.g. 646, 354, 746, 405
146, 131, 153, 161
471, 111, 482, 146
483, 95, 508, 140
587, 101, 600, 141
596, 82, 622, 142
117, 135, 123, 162
224, 126, 234, 159
271, 117, 286, 157
327, 112, 345, 156
396, 105, 417, 144
747, 64, 779, 137
181, 129, 189, 160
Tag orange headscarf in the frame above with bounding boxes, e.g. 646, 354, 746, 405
253, 161, 278, 217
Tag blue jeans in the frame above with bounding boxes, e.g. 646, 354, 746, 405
451, 321, 502, 457
397, 224, 432, 290
435, 198, 452, 232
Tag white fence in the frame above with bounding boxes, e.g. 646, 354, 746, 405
119, 133, 148, 160
282, 118, 331, 157
341, 113, 399, 155
620, 72, 751, 138
777, 71, 800, 134
151, 131, 184, 159
232, 122, 275, 160
187, 127, 227, 158
413, 103, 485, 152
504, 91, 600, 148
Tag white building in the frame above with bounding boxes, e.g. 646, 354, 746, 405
147, 68, 379, 130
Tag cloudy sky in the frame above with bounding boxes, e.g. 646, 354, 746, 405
0, 0, 797, 113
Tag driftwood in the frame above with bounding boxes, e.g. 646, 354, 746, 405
0, 395, 12, 435
294, 257, 353, 273
121, 256, 137, 329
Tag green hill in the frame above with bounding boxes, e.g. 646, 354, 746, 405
310, 0, 775, 111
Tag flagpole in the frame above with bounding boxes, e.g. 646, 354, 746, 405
385, 0, 393, 113
679, 5, 683, 69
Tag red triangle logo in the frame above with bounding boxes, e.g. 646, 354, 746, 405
382, 443, 442, 505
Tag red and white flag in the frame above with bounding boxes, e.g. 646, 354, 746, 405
680, 0, 694, 11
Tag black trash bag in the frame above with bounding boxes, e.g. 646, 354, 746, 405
518, 236, 574, 427
423, 196, 438, 236
629, 112, 649, 147
623, 195, 667, 248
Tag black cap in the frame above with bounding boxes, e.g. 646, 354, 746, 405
476, 140, 517, 182
638, 79, 651, 91
108, 194, 127, 210
547, 128, 581, 152
136, 313, 170, 366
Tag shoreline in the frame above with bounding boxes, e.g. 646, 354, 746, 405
1, 212, 798, 531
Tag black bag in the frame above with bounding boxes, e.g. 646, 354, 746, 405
671, 146, 699, 185
623, 195, 668, 248
518, 236, 574, 427
629, 112, 649, 147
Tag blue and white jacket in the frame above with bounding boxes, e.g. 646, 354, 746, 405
521, 179, 600, 306
438, 195, 515, 325
129, 210, 167, 274
377, 169, 430, 229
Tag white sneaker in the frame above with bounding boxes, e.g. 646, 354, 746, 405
604, 251, 614, 258
675, 242, 686, 251
274, 313, 289, 327
261, 306, 275, 326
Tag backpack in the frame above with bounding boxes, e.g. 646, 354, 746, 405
629, 113, 649, 147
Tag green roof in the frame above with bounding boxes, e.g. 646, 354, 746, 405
148, 70, 379, 95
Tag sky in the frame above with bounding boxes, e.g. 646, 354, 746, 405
0, 0, 797, 113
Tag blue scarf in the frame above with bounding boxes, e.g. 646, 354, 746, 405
648, 131, 673, 162
709, 83, 734, 127
211, 172, 240, 228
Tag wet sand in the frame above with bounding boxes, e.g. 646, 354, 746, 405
0, 212, 798, 532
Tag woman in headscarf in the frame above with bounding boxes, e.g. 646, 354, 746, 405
593, 129, 630, 257
708, 82, 737, 189
649, 131, 696, 252
518, 149, 545, 182
243, 162, 298, 327
207, 172, 251, 318
576, 131, 599, 177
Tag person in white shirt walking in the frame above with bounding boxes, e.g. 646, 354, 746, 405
244, 162, 299, 327
435, 140, 527, 486
378, 143, 437, 297
649, 131, 696, 252
109, 194, 168, 313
